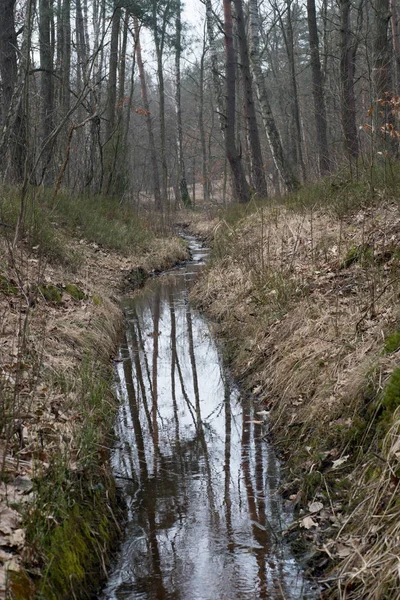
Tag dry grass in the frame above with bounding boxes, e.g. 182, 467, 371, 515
192, 195, 400, 598
0, 216, 189, 598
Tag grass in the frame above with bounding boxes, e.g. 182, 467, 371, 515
20, 355, 121, 600
0, 185, 157, 268
191, 161, 400, 599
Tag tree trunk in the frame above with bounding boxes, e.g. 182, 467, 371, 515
106, 3, 121, 139
199, 38, 210, 204
39, 0, 54, 178
339, 0, 359, 160
283, 0, 306, 181
390, 0, 400, 93
61, 0, 71, 115
249, 0, 298, 191
233, 0, 268, 197
134, 17, 162, 210
307, 0, 330, 175
175, 0, 191, 207
153, 0, 169, 207
0, 0, 18, 122
373, 0, 391, 136
223, 0, 251, 203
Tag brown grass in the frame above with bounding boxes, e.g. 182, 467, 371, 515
192, 198, 400, 598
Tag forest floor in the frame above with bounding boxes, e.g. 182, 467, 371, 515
188, 170, 400, 600
0, 192, 188, 599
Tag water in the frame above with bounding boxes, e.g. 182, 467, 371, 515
100, 236, 316, 600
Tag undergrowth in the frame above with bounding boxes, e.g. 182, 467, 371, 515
0, 185, 157, 266
192, 160, 400, 599
19, 356, 121, 600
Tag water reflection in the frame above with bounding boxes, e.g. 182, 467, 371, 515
101, 240, 315, 600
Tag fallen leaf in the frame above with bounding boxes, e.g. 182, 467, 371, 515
301, 516, 318, 529
309, 501, 324, 514
332, 455, 349, 469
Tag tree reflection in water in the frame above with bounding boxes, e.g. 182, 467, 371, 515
101, 245, 316, 600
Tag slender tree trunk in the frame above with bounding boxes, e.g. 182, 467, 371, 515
390, 0, 400, 93
153, 0, 169, 207
307, 0, 330, 175
106, 3, 121, 139
373, 0, 391, 137
61, 0, 71, 115
39, 0, 54, 179
0, 0, 18, 121
283, 0, 306, 181
339, 0, 359, 160
223, 0, 251, 203
134, 17, 162, 210
175, 0, 191, 207
233, 0, 268, 197
199, 39, 210, 203
249, 0, 298, 191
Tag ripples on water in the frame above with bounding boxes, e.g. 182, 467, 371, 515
100, 237, 317, 600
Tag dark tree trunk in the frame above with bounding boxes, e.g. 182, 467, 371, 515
175, 0, 191, 207
233, 0, 267, 197
134, 17, 162, 210
373, 0, 391, 136
307, 0, 330, 175
106, 3, 121, 139
339, 0, 359, 160
0, 0, 18, 121
223, 0, 251, 204
39, 0, 54, 177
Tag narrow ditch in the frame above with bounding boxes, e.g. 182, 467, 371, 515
98, 236, 318, 600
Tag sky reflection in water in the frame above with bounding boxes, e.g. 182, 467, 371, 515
100, 238, 315, 600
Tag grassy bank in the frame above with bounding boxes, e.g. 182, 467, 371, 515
0, 186, 189, 599
191, 166, 400, 599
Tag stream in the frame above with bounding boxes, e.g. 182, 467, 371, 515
100, 237, 317, 600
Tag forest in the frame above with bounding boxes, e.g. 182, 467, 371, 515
1, 0, 400, 599
0, 0, 398, 206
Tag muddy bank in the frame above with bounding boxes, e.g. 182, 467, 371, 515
0, 232, 189, 599
190, 198, 400, 599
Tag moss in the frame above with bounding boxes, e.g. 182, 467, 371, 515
9, 569, 35, 600
379, 368, 400, 430
92, 294, 102, 306
41, 500, 112, 599
0, 274, 18, 295
341, 244, 373, 269
65, 283, 86, 301
383, 331, 400, 354
38, 283, 63, 304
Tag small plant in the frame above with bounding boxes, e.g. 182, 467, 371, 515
38, 283, 63, 303
383, 331, 400, 354
65, 283, 86, 301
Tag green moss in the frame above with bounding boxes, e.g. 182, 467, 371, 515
380, 368, 400, 428
92, 294, 102, 306
383, 332, 400, 354
39, 283, 63, 303
65, 283, 86, 301
9, 569, 35, 600
0, 274, 18, 295
341, 244, 373, 268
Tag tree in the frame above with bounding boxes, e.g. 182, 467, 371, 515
233, 0, 268, 197
339, 0, 360, 160
307, 0, 330, 175
175, 0, 191, 207
249, 0, 298, 191
223, 0, 251, 203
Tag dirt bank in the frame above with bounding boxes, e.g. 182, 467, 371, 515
191, 190, 400, 599
0, 229, 188, 599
